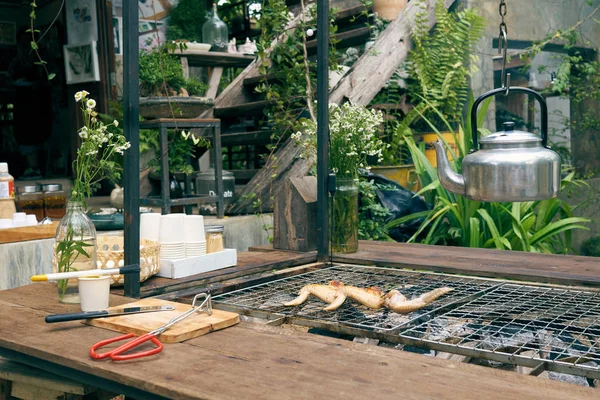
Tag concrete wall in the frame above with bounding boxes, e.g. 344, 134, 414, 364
466, 0, 600, 130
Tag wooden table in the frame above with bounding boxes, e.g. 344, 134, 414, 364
0, 283, 597, 400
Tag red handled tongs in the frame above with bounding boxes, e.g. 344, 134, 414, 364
90, 293, 212, 361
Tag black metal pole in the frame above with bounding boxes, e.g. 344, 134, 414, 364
316, 0, 329, 262
123, 1, 140, 298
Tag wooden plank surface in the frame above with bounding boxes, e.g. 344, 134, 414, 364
334, 241, 600, 287
0, 221, 59, 244
249, 242, 600, 287
0, 284, 596, 400
86, 298, 239, 343
111, 250, 317, 298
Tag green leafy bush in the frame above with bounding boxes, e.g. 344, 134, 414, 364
386, 100, 591, 254
166, 0, 207, 43
139, 48, 207, 97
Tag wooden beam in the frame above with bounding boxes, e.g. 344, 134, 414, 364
330, 0, 456, 105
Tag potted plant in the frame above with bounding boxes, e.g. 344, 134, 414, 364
293, 102, 387, 253
139, 47, 211, 119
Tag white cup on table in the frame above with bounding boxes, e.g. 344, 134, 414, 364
78, 275, 111, 312
140, 212, 161, 242
158, 213, 185, 243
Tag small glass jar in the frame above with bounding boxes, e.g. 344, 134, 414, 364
16, 185, 44, 221
205, 224, 224, 253
42, 184, 67, 220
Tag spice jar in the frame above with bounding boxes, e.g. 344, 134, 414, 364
205, 225, 224, 253
42, 184, 67, 219
16, 185, 44, 221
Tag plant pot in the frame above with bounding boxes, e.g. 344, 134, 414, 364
139, 96, 215, 119
413, 132, 459, 168
330, 178, 359, 254
373, 0, 408, 21
370, 165, 420, 192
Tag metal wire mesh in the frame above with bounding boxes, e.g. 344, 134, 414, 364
400, 284, 600, 377
213, 264, 500, 331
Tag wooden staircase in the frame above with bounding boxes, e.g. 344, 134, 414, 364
202, 0, 455, 214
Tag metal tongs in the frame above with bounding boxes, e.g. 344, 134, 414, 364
90, 293, 212, 361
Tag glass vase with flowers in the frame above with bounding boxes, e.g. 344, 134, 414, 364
53, 91, 131, 303
292, 102, 386, 253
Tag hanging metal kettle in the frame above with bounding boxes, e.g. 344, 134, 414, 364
432, 86, 561, 202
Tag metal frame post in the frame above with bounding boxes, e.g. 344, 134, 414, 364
316, 0, 330, 262
123, 0, 140, 298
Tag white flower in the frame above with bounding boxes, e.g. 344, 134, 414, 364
306, 28, 314, 37
86, 99, 96, 109
74, 90, 89, 102
113, 120, 119, 127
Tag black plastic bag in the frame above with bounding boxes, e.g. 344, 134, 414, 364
362, 171, 431, 242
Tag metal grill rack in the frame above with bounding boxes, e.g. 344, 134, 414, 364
213, 264, 600, 379
213, 264, 501, 331
399, 283, 600, 379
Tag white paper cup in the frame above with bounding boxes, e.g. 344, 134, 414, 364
78, 275, 111, 312
184, 215, 205, 242
140, 213, 161, 241
26, 214, 38, 226
12, 212, 27, 227
159, 213, 185, 243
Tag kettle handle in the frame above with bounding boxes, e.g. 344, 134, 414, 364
471, 86, 548, 151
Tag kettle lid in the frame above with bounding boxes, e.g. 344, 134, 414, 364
480, 121, 541, 145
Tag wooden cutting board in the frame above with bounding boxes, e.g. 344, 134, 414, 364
0, 221, 59, 244
85, 298, 239, 343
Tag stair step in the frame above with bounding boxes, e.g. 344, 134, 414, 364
221, 130, 273, 146
214, 100, 269, 118
307, 26, 371, 52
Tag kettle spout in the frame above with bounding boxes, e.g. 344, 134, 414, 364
432, 140, 465, 195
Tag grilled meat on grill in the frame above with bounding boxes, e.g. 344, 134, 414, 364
324, 281, 385, 311
383, 287, 453, 314
283, 283, 339, 306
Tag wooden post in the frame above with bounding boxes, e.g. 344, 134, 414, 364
273, 177, 318, 252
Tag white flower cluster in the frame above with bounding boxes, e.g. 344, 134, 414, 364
71, 91, 132, 200
292, 101, 387, 179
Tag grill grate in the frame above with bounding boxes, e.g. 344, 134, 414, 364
400, 283, 600, 378
214, 264, 500, 331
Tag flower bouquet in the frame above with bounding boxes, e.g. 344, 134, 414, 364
54, 91, 130, 303
293, 102, 386, 252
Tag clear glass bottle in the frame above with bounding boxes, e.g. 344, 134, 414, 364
330, 178, 359, 254
42, 183, 67, 220
202, 3, 229, 52
53, 201, 97, 304
205, 224, 225, 253
0, 162, 16, 219
16, 185, 44, 221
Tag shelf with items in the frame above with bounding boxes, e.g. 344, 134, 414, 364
139, 118, 224, 218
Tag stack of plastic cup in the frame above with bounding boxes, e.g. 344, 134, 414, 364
184, 215, 206, 258
140, 213, 161, 242
0, 219, 12, 229
12, 212, 27, 227
158, 214, 185, 260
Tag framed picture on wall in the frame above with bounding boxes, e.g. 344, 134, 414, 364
0, 21, 16, 45
63, 41, 100, 84
66, 0, 98, 44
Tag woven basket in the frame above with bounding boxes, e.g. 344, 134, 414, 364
96, 236, 161, 286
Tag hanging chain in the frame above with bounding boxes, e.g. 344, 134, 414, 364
498, 0, 510, 91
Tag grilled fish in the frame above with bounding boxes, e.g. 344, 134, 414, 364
324, 281, 385, 311
383, 287, 453, 314
283, 283, 338, 306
